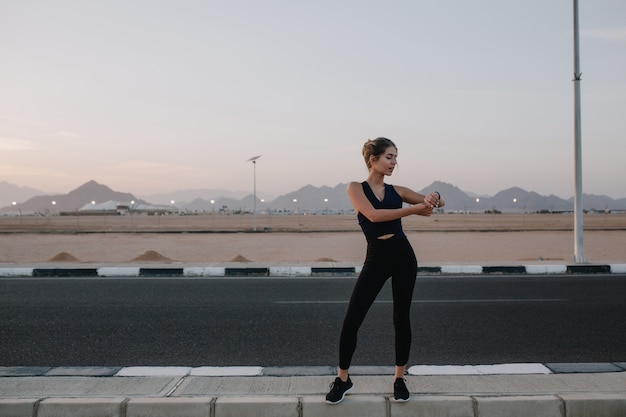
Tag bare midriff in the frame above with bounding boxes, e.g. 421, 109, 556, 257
377, 233, 395, 240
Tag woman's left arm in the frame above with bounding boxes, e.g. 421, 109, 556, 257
394, 185, 446, 208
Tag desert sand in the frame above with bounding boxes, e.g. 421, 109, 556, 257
0, 213, 624, 265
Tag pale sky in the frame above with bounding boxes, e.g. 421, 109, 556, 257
1, 1, 625, 199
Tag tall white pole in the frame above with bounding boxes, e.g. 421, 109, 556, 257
573, 0, 586, 263
253, 160, 257, 232
247, 155, 262, 232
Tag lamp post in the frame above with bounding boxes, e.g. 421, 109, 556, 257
323, 198, 329, 227
292, 198, 299, 228
572, 0, 586, 263
247, 155, 262, 231
48, 200, 56, 226
12, 201, 22, 223
129, 200, 135, 228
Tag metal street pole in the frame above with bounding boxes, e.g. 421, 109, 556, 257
573, 0, 586, 263
247, 155, 262, 232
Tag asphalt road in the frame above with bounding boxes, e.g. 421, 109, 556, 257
1, 274, 625, 367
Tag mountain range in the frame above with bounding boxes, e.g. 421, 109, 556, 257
1, 180, 625, 215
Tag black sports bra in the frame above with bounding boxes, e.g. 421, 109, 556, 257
357, 182, 404, 241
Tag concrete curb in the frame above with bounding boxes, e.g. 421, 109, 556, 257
2, 366, 626, 416
0, 263, 625, 277
2, 393, 626, 417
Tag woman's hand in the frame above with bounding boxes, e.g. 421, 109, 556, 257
413, 203, 434, 216
423, 192, 441, 208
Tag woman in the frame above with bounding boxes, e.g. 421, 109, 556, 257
326, 137, 444, 404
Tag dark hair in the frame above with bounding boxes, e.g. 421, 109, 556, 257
362, 137, 397, 169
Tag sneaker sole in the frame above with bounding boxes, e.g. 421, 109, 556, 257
393, 396, 410, 403
325, 385, 354, 405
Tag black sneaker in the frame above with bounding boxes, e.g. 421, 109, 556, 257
393, 378, 410, 402
325, 376, 354, 404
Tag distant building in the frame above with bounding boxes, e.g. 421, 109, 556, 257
60, 200, 178, 216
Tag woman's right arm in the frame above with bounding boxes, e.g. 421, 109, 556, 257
347, 182, 432, 223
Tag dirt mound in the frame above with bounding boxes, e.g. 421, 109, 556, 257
315, 257, 337, 262
230, 255, 252, 262
131, 250, 173, 262
48, 252, 80, 262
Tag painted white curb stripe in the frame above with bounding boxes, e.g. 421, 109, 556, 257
610, 264, 626, 274
116, 366, 193, 377
183, 267, 226, 277
98, 267, 140, 277
441, 265, 483, 274
408, 363, 552, 376
0, 268, 34, 277
525, 265, 568, 275
269, 266, 312, 277
191, 366, 264, 376
116, 366, 263, 377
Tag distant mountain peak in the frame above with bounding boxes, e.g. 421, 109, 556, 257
72, 180, 108, 192
0, 180, 141, 213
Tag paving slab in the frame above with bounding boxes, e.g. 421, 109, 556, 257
173, 376, 330, 397
37, 398, 124, 417
0, 399, 38, 417
215, 396, 298, 417
559, 393, 626, 417
0, 377, 180, 398
301, 395, 386, 417
45, 367, 122, 377
126, 397, 213, 417
409, 373, 626, 395
0, 367, 51, 377
545, 362, 625, 374
475, 395, 563, 417
389, 395, 474, 417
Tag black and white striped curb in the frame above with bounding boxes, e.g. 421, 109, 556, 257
1, 363, 625, 377
1, 264, 625, 277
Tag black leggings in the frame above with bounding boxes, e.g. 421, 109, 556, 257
339, 234, 418, 369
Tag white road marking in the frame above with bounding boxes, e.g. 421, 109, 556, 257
275, 298, 567, 304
